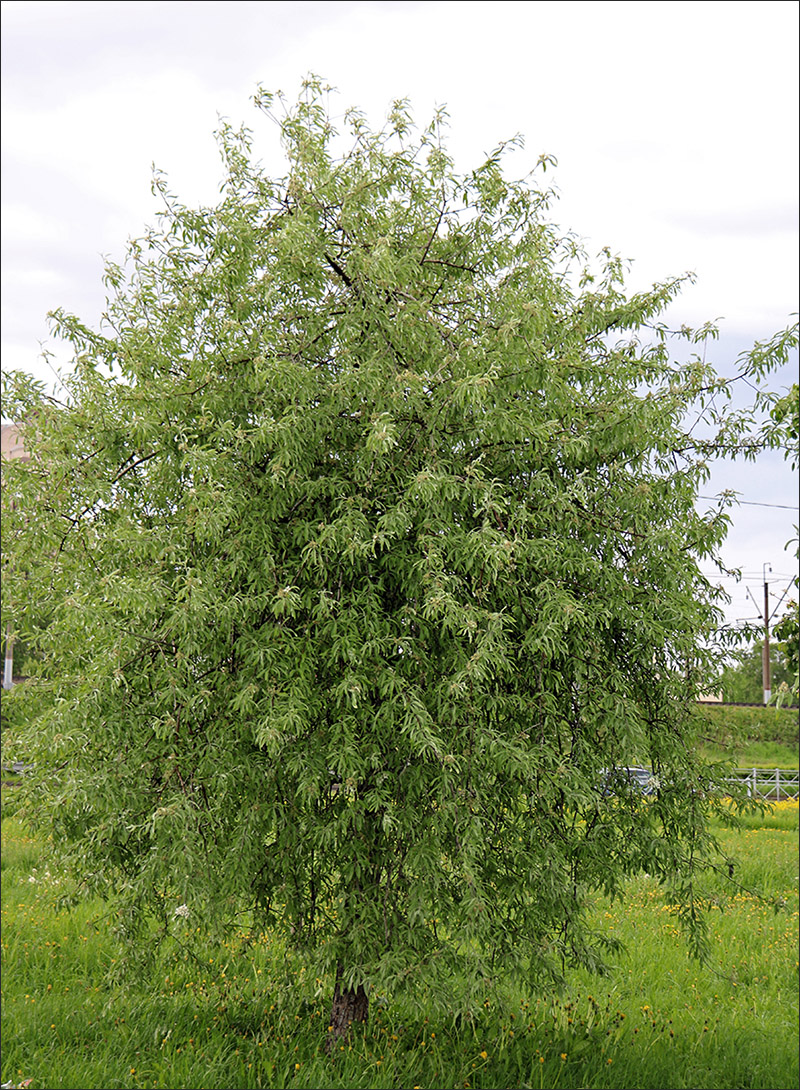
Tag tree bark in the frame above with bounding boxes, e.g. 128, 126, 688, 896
325, 962, 368, 1053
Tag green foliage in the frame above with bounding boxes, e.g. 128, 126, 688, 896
2, 80, 798, 1015
773, 602, 799, 680
768, 381, 799, 700
769, 382, 799, 471
0, 685, 21, 734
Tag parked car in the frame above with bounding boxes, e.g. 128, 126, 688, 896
598, 765, 656, 797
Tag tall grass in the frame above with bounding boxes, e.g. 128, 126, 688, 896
693, 704, 799, 769
2, 799, 798, 1090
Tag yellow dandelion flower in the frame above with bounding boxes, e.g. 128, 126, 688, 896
480, 1050, 488, 1059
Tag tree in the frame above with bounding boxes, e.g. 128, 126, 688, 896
719, 640, 796, 704
773, 605, 799, 686
2, 80, 797, 1041
769, 382, 799, 700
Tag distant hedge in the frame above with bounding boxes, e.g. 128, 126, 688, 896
693, 703, 799, 749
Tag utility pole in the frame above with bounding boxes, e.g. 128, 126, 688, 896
745, 563, 791, 706
2, 624, 13, 690
745, 562, 797, 706
763, 564, 771, 705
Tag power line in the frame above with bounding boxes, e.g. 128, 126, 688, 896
697, 495, 799, 510
699, 573, 795, 581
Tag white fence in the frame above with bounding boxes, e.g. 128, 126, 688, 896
726, 768, 800, 801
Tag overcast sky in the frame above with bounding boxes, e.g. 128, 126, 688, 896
1, 0, 798, 630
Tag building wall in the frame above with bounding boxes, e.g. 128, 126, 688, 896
1, 423, 30, 464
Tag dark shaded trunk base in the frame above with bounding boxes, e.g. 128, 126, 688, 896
325, 966, 368, 1054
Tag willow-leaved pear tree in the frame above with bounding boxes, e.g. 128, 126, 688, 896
2, 80, 796, 1039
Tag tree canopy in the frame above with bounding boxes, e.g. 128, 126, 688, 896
2, 80, 797, 1033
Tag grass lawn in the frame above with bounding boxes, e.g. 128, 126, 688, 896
1, 796, 797, 1090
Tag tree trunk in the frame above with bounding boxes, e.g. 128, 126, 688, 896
325, 962, 368, 1053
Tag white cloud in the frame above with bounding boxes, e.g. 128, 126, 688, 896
0, 266, 66, 289
1, 71, 228, 217
1, 203, 67, 244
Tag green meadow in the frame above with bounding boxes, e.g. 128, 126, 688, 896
1, 794, 797, 1090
